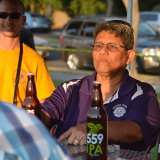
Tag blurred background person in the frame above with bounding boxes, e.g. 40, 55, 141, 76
0, 101, 72, 160
0, 0, 55, 107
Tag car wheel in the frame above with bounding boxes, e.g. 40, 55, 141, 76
67, 53, 81, 70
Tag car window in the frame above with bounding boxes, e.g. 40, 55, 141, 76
81, 22, 97, 37
31, 13, 42, 18
140, 14, 158, 21
65, 21, 82, 35
138, 22, 157, 37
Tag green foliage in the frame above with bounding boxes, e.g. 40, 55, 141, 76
139, 0, 160, 11
69, 0, 107, 17
23, 0, 63, 12
22, 0, 160, 17
23, 0, 33, 8
44, 0, 63, 10
157, 93, 160, 104
152, 4, 160, 11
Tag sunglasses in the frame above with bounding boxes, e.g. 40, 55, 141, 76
0, 12, 22, 19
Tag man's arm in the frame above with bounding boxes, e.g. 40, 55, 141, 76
108, 120, 143, 143
58, 120, 143, 145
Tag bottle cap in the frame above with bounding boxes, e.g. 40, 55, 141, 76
93, 81, 101, 85
27, 72, 34, 76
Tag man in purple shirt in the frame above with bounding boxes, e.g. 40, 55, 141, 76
42, 20, 160, 152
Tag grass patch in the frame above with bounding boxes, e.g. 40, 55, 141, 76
150, 141, 158, 160
157, 93, 160, 104
53, 79, 64, 87
151, 93, 160, 159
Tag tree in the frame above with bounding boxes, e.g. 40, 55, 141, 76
69, 0, 107, 17
23, 0, 63, 14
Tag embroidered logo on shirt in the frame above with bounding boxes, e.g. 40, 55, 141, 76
113, 104, 127, 117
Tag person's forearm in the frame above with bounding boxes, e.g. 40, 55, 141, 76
108, 120, 143, 144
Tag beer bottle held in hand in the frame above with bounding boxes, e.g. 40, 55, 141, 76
22, 73, 41, 119
87, 81, 108, 160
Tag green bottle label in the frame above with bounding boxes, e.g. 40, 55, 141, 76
87, 122, 104, 156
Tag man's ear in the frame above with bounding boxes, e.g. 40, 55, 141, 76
126, 50, 135, 64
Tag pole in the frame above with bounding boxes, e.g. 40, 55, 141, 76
126, 0, 133, 70
127, 0, 133, 25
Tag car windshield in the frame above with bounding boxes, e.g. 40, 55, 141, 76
138, 21, 159, 37
140, 14, 158, 21
31, 13, 43, 18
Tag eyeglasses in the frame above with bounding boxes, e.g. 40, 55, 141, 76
0, 12, 22, 19
90, 42, 126, 52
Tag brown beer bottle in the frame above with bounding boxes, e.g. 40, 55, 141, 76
87, 81, 108, 160
22, 72, 41, 119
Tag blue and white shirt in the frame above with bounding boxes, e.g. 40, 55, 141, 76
0, 101, 71, 160
42, 70, 160, 152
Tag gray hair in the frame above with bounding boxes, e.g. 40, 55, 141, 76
94, 20, 134, 50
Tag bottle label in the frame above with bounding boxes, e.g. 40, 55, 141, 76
87, 122, 105, 156
26, 109, 35, 115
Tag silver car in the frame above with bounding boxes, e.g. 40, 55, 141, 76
25, 12, 52, 31
140, 11, 160, 33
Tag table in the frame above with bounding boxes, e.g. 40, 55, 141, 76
63, 144, 151, 160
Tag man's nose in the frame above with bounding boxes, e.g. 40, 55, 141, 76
5, 16, 12, 21
100, 45, 109, 55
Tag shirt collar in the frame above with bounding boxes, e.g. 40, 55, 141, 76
80, 70, 136, 101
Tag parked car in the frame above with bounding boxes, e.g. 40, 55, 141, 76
34, 35, 51, 59
136, 21, 160, 74
140, 11, 160, 33
59, 15, 121, 70
20, 26, 51, 59
58, 15, 160, 74
25, 12, 52, 31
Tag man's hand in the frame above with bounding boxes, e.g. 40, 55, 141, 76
58, 123, 86, 145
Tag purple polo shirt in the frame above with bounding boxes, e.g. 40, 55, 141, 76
42, 70, 160, 152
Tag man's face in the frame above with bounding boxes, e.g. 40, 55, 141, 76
93, 31, 130, 76
0, 0, 25, 38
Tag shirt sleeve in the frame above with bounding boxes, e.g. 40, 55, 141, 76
35, 59, 55, 100
127, 93, 160, 150
0, 101, 72, 160
41, 83, 70, 122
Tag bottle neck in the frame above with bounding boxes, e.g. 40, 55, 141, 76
91, 83, 103, 108
26, 75, 37, 98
